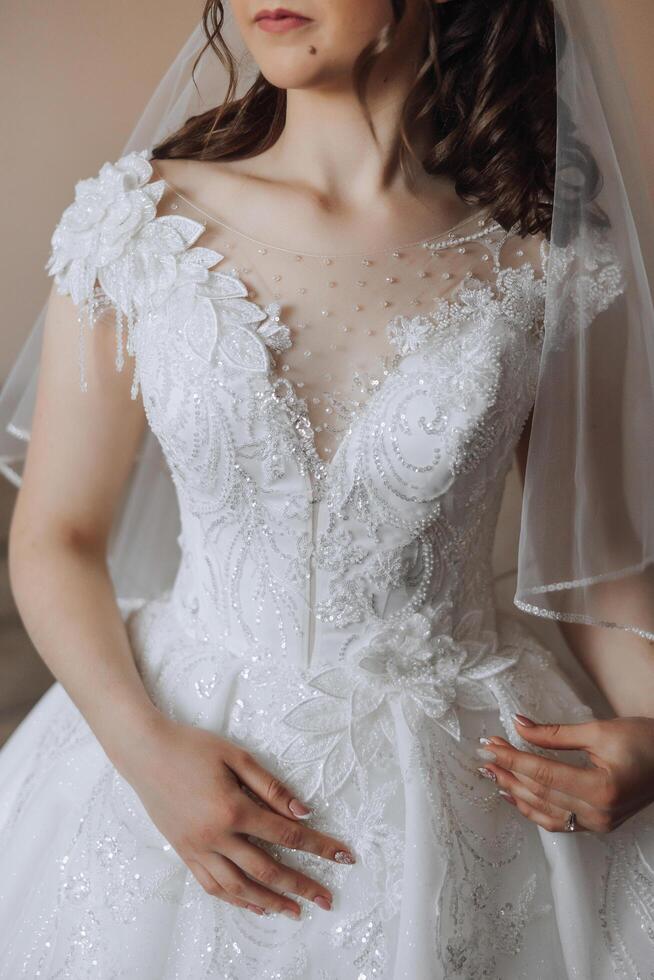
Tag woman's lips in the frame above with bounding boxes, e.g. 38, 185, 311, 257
255, 13, 313, 33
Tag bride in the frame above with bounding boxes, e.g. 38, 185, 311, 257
0, 0, 653, 976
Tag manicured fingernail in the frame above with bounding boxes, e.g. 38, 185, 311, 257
498, 789, 517, 804
479, 736, 494, 745
477, 766, 497, 782
289, 798, 312, 818
314, 895, 332, 910
282, 907, 301, 919
248, 904, 266, 915
475, 747, 497, 762
288, 797, 312, 819
334, 850, 356, 864
514, 713, 535, 727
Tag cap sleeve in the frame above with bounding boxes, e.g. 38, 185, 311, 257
44, 147, 204, 399
542, 221, 627, 349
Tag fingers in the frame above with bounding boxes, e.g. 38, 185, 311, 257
501, 770, 640, 833
224, 836, 333, 913
479, 740, 591, 810
512, 714, 601, 750
202, 851, 305, 919
239, 802, 356, 866
186, 857, 258, 914
478, 763, 598, 831
225, 750, 357, 864
228, 749, 314, 821
479, 730, 633, 817
494, 785, 587, 834
475, 736, 600, 800
478, 731, 636, 833
501, 766, 597, 816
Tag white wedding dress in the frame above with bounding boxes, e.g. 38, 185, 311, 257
0, 148, 652, 979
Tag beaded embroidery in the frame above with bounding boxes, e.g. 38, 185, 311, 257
12, 147, 649, 979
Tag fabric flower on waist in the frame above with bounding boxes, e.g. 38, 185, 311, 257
356, 605, 519, 741
279, 600, 521, 800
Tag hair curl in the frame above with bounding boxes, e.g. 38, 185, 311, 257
151, 0, 602, 241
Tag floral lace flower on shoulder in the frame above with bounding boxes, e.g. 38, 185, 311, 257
45, 148, 293, 399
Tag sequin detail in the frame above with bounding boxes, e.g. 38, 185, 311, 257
10, 146, 649, 979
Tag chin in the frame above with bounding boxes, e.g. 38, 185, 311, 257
259, 62, 327, 90
250, 45, 331, 89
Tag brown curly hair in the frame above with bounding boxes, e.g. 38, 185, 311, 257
151, 0, 601, 242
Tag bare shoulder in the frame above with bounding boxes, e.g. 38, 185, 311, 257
146, 154, 278, 231
147, 155, 268, 205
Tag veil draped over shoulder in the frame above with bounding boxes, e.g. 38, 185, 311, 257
1, 0, 653, 641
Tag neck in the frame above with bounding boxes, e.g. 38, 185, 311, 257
260, 10, 433, 208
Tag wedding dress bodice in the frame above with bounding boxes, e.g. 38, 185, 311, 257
45, 149, 625, 748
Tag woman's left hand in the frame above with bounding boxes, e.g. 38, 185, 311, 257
475, 714, 654, 833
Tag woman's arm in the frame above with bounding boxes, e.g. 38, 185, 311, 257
8, 284, 156, 758
514, 414, 654, 719
8, 285, 353, 916
480, 417, 654, 835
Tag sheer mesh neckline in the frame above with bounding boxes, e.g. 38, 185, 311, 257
139, 159, 538, 487
149, 164, 490, 259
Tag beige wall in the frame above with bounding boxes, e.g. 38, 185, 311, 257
0, 1, 202, 742
1, 0, 202, 379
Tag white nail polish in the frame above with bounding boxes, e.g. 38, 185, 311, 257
475, 747, 497, 762
288, 799, 312, 818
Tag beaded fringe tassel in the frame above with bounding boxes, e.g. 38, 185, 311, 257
77, 295, 141, 400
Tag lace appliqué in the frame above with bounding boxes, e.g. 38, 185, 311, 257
31, 148, 654, 980
46, 148, 291, 403
279, 601, 520, 800
542, 223, 627, 349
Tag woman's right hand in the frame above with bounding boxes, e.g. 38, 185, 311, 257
114, 715, 355, 918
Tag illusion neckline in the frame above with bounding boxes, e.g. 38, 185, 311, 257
149, 162, 493, 260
